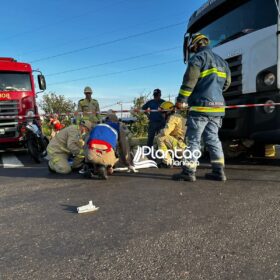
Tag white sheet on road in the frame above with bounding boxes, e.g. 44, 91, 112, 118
1, 154, 24, 168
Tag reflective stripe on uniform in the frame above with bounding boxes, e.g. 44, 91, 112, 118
211, 159, 225, 165
59, 146, 71, 153
200, 68, 227, 79
211, 158, 225, 164
77, 149, 85, 158
190, 106, 225, 113
179, 89, 192, 97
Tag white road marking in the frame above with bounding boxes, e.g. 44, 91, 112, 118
1, 154, 24, 168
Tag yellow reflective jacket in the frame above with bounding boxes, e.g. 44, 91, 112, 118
177, 46, 231, 117
159, 113, 186, 141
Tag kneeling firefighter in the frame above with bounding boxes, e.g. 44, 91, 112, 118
47, 120, 93, 174
156, 101, 187, 167
84, 113, 132, 179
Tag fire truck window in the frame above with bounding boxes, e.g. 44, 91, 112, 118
192, 0, 277, 48
0, 72, 32, 91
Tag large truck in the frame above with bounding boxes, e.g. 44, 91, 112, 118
186, 0, 279, 155
0, 57, 46, 147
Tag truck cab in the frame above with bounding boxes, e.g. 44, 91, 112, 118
186, 0, 279, 148
0, 57, 46, 146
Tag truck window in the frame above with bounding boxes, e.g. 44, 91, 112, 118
189, 0, 277, 48
0, 72, 32, 92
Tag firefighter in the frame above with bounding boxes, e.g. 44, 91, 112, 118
77, 86, 100, 123
47, 120, 93, 174
172, 33, 231, 182
156, 101, 187, 168
142, 89, 166, 147
84, 113, 132, 179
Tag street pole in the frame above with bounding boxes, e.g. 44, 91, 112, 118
117, 101, 123, 119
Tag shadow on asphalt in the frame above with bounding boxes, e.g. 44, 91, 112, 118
228, 178, 280, 183
0, 157, 279, 181
113, 171, 172, 181
61, 204, 79, 213
0, 168, 87, 180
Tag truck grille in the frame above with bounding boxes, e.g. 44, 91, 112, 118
0, 100, 19, 138
224, 55, 242, 96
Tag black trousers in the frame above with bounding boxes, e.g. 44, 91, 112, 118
147, 121, 165, 147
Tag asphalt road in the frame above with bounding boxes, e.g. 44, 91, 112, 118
0, 151, 280, 280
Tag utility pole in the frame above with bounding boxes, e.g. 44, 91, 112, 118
117, 101, 123, 119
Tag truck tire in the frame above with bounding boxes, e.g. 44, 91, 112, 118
26, 136, 41, 163
222, 140, 246, 159
40, 136, 49, 158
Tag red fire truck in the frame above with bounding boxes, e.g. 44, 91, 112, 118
0, 57, 46, 147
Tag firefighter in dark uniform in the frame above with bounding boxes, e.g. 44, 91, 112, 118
172, 33, 231, 182
77, 86, 100, 123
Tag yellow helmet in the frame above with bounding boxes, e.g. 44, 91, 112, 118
160, 101, 174, 111
189, 33, 209, 49
184, 33, 209, 63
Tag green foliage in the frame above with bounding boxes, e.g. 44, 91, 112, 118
39, 92, 75, 136
42, 115, 72, 138
130, 96, 149, 137
42, 123, 52, 137
39, 92, 76, 114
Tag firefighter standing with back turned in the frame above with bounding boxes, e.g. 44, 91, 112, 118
172, 33, 231, 182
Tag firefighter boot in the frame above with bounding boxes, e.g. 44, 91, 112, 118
172, 171, 196, 182
97, 165, 108, 180
48, 162, 56, 173
205, 167, 227, 181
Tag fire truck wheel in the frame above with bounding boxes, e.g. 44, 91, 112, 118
26, 137, 41, 163
222, 140, 247, 159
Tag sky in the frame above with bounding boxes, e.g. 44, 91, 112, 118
0, 0, 205, 111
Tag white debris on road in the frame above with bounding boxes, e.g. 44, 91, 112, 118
77, 200, 99, 214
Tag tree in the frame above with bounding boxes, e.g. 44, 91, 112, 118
130, 96, 149, 137
39, 92, 76, 114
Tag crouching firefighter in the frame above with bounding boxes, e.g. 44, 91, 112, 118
156, 101, 187, 168
47, 120, 93, 174
172, 33, 231, 182
84, 113, 132, 179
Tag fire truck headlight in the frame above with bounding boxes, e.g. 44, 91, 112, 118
264, 73, 276, 86
263, 100, 276, 114
256, 66, 277, 92
26, 110, 35, 117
